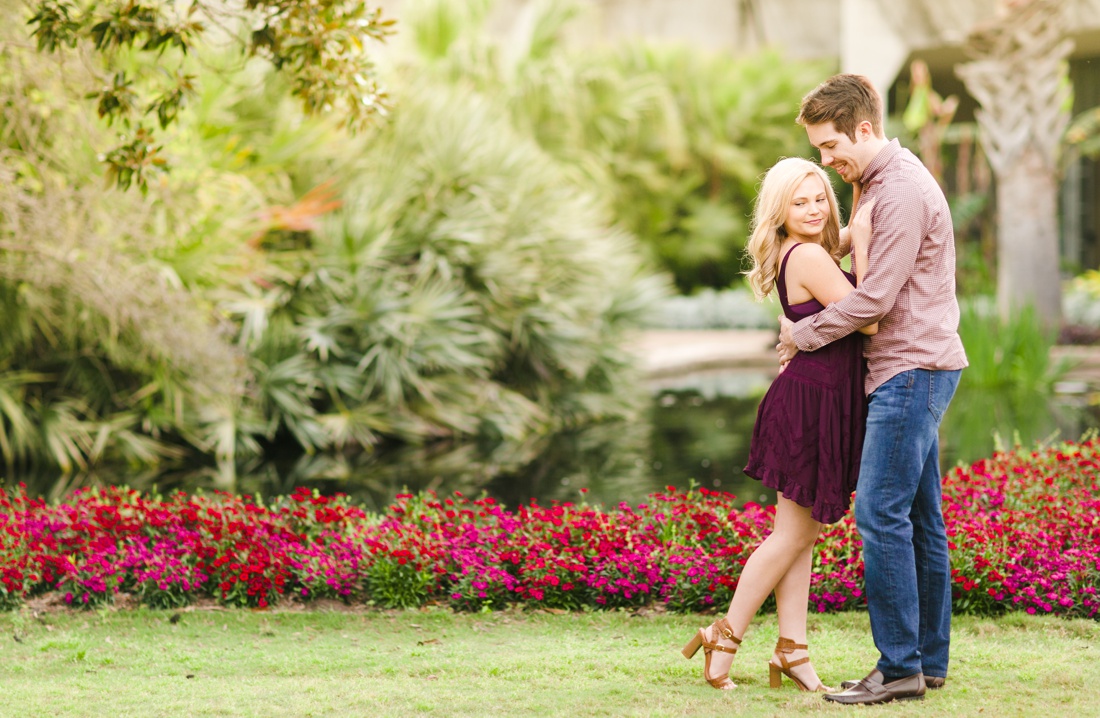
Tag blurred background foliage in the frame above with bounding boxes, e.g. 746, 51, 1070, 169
396, 0, 826, 293
8, 0, 1089, 492
6, 0, 755, 479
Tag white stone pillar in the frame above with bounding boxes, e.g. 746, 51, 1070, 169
839, 0, 911, 109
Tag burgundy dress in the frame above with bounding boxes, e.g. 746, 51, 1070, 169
743, 243, 867, 524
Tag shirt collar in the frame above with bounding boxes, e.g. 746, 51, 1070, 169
861, 138, 901, 184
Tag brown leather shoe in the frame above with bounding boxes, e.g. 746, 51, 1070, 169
840, 674, 944, 690
823, 669, 926, 705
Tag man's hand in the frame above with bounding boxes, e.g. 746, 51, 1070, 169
777, 316, 799, 365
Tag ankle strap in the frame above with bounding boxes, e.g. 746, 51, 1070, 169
702, 617, 742, 654
714, 618, 742, 645
775, 637, 807, 653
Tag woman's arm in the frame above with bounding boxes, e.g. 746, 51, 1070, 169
836, 181, 862, 256
787, 243, 878, 336
850, 198, 873, 287
848, 198, 877, 335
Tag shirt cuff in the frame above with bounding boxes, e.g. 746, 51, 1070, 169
791, 316, 822, 352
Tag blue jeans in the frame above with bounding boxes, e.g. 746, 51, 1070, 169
854, 368, 961, 680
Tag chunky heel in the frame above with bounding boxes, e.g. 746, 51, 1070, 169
680, 617, 742, 689
769, 637, 830, 692
681, 631, 703, 659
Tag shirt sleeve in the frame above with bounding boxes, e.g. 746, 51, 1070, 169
791, 177, 925, 351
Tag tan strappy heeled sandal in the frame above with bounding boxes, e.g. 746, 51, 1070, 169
768, 637, 830, 692
681, 617, 742, 689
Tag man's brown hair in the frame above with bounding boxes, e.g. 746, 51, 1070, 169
796, 74, 884, 140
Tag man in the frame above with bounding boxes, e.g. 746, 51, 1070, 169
776, 74, 968, 705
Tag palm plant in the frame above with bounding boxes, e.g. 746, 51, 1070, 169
228, 76, 666, 452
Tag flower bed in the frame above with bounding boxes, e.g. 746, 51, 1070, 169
2, 441, 1099, 616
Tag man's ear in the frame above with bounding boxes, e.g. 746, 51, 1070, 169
857, 120, 874, 140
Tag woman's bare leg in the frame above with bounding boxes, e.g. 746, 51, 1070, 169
703, 494, 822, 679
773, 539, 827, 688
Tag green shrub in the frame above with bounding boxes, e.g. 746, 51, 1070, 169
958, 299, 1066, 392
223, 77, 667, 454
0, 24, 245, 473
366, 549, 435, 610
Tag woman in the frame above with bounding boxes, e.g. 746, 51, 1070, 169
681, 157, 875, 691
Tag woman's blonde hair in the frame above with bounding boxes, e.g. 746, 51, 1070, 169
744, 158, 842, 300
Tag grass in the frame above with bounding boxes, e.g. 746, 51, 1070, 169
0, 606, 1097, 717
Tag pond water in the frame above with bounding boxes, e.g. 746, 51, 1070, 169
14, 368, 1100, 512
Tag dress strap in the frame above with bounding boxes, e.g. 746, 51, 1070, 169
776, 242, 805, 309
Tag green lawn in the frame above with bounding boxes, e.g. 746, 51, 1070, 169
0, 605, 1096, 717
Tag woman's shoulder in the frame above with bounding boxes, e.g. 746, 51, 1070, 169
783, 242, 844, 290
784, 241, 834, 268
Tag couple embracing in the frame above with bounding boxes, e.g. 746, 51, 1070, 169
682, 73, 968, 705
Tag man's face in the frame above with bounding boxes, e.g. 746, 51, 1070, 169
805, 121, 873, 184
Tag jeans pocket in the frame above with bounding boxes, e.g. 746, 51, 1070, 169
927, 370, 961, 423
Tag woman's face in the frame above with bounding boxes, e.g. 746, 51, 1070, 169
783, 174, 829, 242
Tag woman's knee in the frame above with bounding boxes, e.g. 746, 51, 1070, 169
770, 523, 819, 551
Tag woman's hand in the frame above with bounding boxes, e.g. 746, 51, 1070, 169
838, 182, 864, 255
850, 197, 875, 255
849, 195, 875, 338
849, 197, 878, 334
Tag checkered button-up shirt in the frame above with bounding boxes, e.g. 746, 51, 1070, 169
791, 139, 968, 394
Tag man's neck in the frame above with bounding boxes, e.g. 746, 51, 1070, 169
866, 137, 890, 156
857, 137, 892, 179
